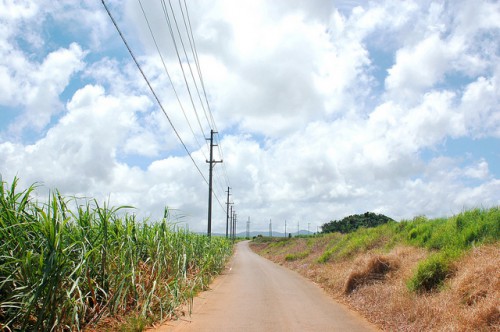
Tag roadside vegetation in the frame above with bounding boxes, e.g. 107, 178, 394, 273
251, 208, 499, 331
321, 212, 393, 234
0, 178, 232, 331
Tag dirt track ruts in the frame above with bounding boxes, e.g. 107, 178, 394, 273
154, 240, 379, 331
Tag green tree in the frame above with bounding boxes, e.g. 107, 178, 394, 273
321, 212, 393, 234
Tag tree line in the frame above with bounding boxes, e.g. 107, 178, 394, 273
321, 212, 393, 234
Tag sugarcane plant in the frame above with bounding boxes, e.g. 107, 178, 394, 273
0, 177, 232, 331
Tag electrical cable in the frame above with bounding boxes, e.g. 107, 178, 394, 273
160, 0, 208, 148
138, 0, 207, 160
101, 0, 208, 185
168, 0, 212, 134
180, 0, 218, 131
179, 1, 231, 188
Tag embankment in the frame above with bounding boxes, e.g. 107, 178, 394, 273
250, 209, 499, 331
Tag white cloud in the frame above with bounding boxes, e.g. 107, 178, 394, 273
0, 36, 86, 134
460, 70, 500, 137
463, 160, 490, 180
1, 0, 499, 234
386, 34, 453, 101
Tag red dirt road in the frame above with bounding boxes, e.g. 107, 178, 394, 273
154, 240, 379, 331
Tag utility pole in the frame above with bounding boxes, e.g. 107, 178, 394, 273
269, 219, 272, 237
246, 217, 250, 239
233, 210, 236, 241
225, 187, 232, 238
206, 130, 222, 237
297, 221, 300, 236
233, 212, 237, 242
284, 220, 287, 238
229, 206, 233, 240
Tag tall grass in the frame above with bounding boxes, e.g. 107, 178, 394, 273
0, 178, 232, 331
315, 208, 499, 265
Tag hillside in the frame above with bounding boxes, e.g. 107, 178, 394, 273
250, 208, 499, 331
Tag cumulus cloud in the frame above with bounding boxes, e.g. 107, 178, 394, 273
0, 0, 499, 234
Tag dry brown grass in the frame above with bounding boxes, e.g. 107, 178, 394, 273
451, 246, 500, 331
251, 240, 500, 331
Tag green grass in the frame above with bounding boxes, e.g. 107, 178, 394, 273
403, 209, 500, 250
0, 178, 232, 331
317, 224, 394, 263
285, 250, 310, 261
316, 208, 499, 265
407, 251, 454, 293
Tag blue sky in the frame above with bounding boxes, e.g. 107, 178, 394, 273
0, 0, 499, 233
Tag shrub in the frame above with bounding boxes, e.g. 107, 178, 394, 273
407, 253, 453, 293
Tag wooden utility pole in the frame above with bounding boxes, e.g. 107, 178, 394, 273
246, 217, 250, 239
206, 130, 222, 237
229, 205, 233, 240
232, 212, 237, 242
225, 187, 232, 238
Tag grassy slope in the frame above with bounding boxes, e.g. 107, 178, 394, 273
251, 208, 499, 331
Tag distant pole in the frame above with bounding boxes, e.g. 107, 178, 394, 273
297, 221, 299, 236
229, 205, 233, 240
233, 213, 237, 242
206, 130, 222, 237
284, 220, 287, 238
246, 216, 250, 239
231, 210, 236, 241
269, 219, 272, 237
225, 187, 231, 238
308, 223, 310, 235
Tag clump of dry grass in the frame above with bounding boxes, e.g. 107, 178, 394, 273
344, 254, 400, 294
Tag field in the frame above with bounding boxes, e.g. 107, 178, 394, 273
0, 178, 232, 331
251, 208, 500, 331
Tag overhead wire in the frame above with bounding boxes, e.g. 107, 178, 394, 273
138, 0, 207, 160
179, 0, 231, 189
161, 1, 228, 213
104, 0, 229, 214
160, 0, 229, 213
180, 0, 217, 131
160, 0, 208, 149
168, 0, 213, 134
101, 0, 208, 185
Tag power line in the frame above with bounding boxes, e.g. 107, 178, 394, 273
178, 0, 231, 189
105, 0, 230, 222
169, 0, 212, 132
144, 1, 229, 214
101, 0, 208, 185
138, 0, 207, 160
158, 1, 232, 203
160, 0, 208, 146
181, 0, 218, 132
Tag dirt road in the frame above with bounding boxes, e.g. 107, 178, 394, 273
155, 240, 378, 331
